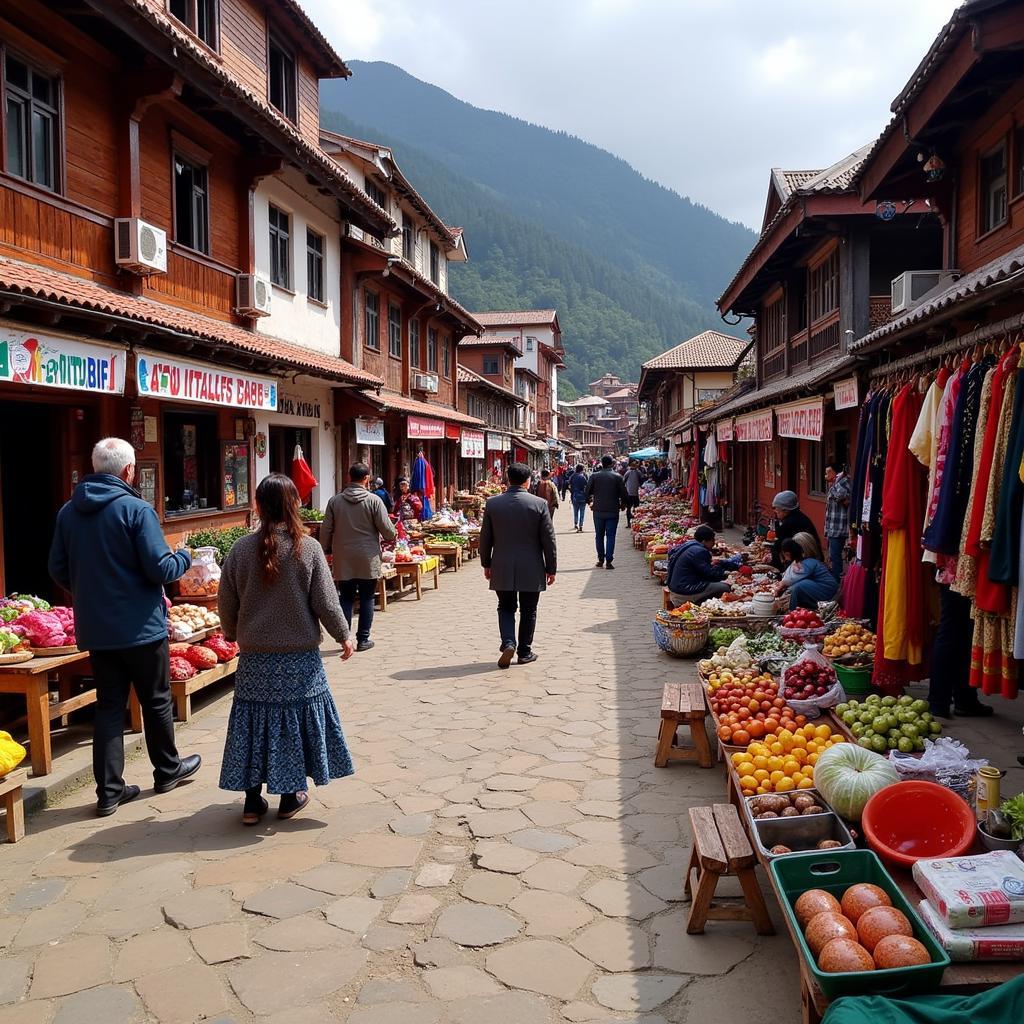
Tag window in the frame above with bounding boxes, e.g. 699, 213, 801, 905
4, 54, 59, 192
980, 142, 1008, 234
169, 0, 218, 48
442, 335, 451, 378
483, 357, 499, 375
402, 213, 414, 261
1016, 126, 1024, 199
429, 241, 440, 285
388, 303, 402, 358
268, 32, 296, 122
163, 411, 220, 514
808, 248, 839, 323
410, 319, 421, 367
306, 229, 324, 303
268, 204, 290, 288
526, 337, 535, 352
808, 442, 825, 496
173, 153, 209, 253
365, 178, 386, 209
427, 327, 438, 372
364, 291, 380, 350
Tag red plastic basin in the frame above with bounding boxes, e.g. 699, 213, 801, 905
861, 780, 975, 868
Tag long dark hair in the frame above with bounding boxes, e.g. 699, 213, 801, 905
256, 473, 306, 583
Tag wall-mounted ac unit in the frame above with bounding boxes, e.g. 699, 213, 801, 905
114, 218, 167, 275
236, 273, 272, 317
412, 372, 439, 393
890, 270, 948, 314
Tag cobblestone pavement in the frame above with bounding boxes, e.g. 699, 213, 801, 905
0, 519, 806, 1023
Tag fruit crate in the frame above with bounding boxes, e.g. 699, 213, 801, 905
769, 849, 949, 999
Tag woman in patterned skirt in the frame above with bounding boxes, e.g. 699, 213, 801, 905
218, 473, 354, 824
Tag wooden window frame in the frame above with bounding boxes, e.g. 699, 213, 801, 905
1, 45, 65, 195
401, 212, 414, 261
429, 240, 440, 285
978, 138, 1009, 238
365, 177, 387, 210
268, 203, 291, 290
171, 146, 210, 256
166, 0, 220, 53
409, 318, 421, 368
306, 227, 325, 305
808, 245, 840, 326
364, 289, 380, 351
427, 326, 438, 373
387, 301, 402, 360
483, 357, 499, 375
442, 334, 451, 378
267, 27, 297, 124
1012, 124, 1024, 202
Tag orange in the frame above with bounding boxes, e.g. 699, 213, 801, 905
753, 769, 770, 783
769, 742, 784, 756
752, 755, 769, 770
739, 775, 757, 791
815, 724, 832, 740
741, 788, 755, 797
775, 776, 796, 792
737, 761, 755, 777
807, 752, 819, 765
797, 777, 815, 789
769, 770, 785, 785
766, 756, 784, 772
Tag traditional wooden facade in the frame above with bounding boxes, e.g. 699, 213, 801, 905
456, 364, 525, 483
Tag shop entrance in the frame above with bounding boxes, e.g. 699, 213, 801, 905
0, 401, 69, 599
269, 425, 314, 504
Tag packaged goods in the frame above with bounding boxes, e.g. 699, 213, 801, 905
179, 547, 221, 596
918, 899, 1024, 960
913, 851, 1024, 929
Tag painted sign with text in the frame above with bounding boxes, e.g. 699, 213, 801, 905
833, 377, 859, 411
716, 419, 734, 443
136, 351, 277, 410
355, 418, 385, 446
486, 432, 506, 451
407, 415, 445, 440
461, 429, 485, 459
735, 409, 773, 442
775, 398, 824, 441
0, 329, 125, 394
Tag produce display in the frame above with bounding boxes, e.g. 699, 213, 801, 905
0, 593, 51, 620
745, 631, 802, 659
783, 658, 838, 701
0, 628, 30, 654
700, 597, 751, 617
732, 725, 847, 795
750, 792, 829, 819
783, 609, 823, 630
179, 546, 221, 597
661, 602, 709, 624
836, 695, 942, 753
812, 743, 900, 821
168, 656, 195, 681
203, 633, 239, 663
707, 626, 745, 650
168, 604, 220, 640
824, 622, 876, 662
15, 607, 75, 648
985, 793, 1024, 842
699, 635, 755, 673
424, 532, 467, 546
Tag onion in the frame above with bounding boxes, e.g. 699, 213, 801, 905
813, 744, 899, 821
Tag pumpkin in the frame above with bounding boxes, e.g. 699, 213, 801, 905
813, 743, 898, 821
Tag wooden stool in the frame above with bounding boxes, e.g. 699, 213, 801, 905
655, 682, 713, 768
685, 804, 774, 935
0, 767, 27, 843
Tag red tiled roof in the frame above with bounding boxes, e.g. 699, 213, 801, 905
0, 257, 382, 387
457, 364, 526, 404
458, 336, 521, 352
474, 309, 558, 327
642, 330, 750, 371
358, 389, 484, 427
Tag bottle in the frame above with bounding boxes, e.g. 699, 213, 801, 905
975, 765, 1002, 822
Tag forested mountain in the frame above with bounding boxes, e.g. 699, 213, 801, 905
321, 62, 756, 389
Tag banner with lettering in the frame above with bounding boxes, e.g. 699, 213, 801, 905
833, 377, 859, 411
486, 432, 506, 451
0, 328, 125, 394
407, 415, 445, 440
716, 419, 734, 443
775, 397, 824, 441
735, 409, 773, 442
136, 351, 277, 410
461, 429, 485, 459
355, 418, 385, 446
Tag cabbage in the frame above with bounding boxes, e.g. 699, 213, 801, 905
814, 743, 899, 821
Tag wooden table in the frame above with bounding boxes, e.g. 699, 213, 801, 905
425, 543, 463, 572
390, 557, 441, 600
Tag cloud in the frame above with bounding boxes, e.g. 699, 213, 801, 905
304, 0, 961, 228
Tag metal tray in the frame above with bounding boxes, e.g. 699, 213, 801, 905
744, 790, 855, 860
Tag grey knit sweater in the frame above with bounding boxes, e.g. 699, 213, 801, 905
218, 530, 350, 653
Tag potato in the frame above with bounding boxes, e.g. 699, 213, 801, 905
770, 845, 792, 855
802, 805, 825, 816
781, 806, 800, 817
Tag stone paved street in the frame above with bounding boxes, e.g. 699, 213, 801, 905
1, 519, 804, 1023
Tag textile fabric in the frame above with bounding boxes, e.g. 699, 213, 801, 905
828, 535, 846, 583
479, 488, 557, 592
321, 486, 397, 581
824, 474, 851, 539
670, 582, 730, 605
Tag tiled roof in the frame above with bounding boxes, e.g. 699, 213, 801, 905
474, 309, 558, 327
0, 256, 382, 387
358, 389, 484, 427
458, 336, 521, 351
456, 364, 526, 404
774, 169, 819, 199
603, 386, 637, 399
642, 330, 750, 371
564, 396, 609, 407
275, 0, 350, 76
851, 242, 1024, 352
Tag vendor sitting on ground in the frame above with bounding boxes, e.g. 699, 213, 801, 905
773, 538, 838, 611
666, 525, 744, 606
770, 491, 822, 570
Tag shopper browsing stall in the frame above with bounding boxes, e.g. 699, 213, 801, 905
665, 525, 741, 605
395, 477, 424, 527
774, 538, 838, 611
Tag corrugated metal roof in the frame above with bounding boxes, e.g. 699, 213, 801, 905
642, 330, 750, 370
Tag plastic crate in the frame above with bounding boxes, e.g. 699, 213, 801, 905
769, 849, 949, 999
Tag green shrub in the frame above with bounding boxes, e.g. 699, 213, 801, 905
185, 525, 250, 564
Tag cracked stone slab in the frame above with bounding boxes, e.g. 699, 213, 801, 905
389, 813, 434, 837
650, 912, 756, 973
114, 927, 195, 981
30, 936, 113, 998
415, 863, 456, 888
7, 879, 67, 914
433, 904, 521, 947
447, 991, 553, 1024
520, 860, 590, 894
475, 792, 529, 810
228, 949, 367, 1014
14, 902, 88, 948
388, 894, 440, 925
134, 963, 229, 1024
636, 866, 686, 904
522, 801, 583, 827
461, 871, 522, 906
484, 775, 540, 792
163, 889, 236, 930
51, 984, 143, 1024
193, 846, 327, 887
254, 916, 353, 952
423, 966, 504, 1000
473, 841, 540, 875
572, 919, 651, 972
347, 1003, 442, 1024
507, 891, 594, 938
291, 861, 372, 896
358, 978, 427, 1004
242, 883, 329, 920
465, 809, 531, 839
324, 896, 383, 934
332, 835, 424, 868
591, 974, 686, 1012
582, 880, 667, 920
371, 870, 412, 900
361, 925, 413, 952
565, 842, 660, 873
485, 939, 592, 1000
412, 938, 465, 968
0, 954, 31, 1005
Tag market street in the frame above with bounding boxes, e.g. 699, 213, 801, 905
0, 519, 802, 1024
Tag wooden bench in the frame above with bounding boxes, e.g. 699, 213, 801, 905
0, 767, 27, 843
655, 682, 713, 768
685, 803, 774, 936
425, 543, 463, 572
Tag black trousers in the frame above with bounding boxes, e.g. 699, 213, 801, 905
496, 590, 540, 655
90, 638, 181, 804
928, 585, 979, 711
339, 578, 377, 643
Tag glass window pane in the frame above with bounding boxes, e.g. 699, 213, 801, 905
5, 57, 28, 92
6, 96, 26, 179
170, 0, 188, 22
196, 0, 217, 45
174, 159, 194, 248
31, 109, 53, 189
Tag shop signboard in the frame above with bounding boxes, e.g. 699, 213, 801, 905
735, 409, 773, 442
136, 350, 277, 410
716, 419, 734, 443
486, 432, 506, 451
680, 428, 692, 443
355, 417, 385, 446
0, 328, 126, 394
833, 376, 859, 411
461, 429, 485, 459
445, 422, 462, 441
407, 415, 445, 440
775, 398, 824, 441
277, 389, 322, 420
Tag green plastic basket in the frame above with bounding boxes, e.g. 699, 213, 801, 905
835, 662, 873, 695
769, 849, 949, 999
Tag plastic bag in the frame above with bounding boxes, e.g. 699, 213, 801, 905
179, 547, 221, 597
888, 736, 988, 802
0, 730, 27, 775
781, 645, 844, 720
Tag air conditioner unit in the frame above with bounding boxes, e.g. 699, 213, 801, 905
114, 218, 167, 275
412, 372, 439, 393
890, 270, 946, 314
236, 273, 272, 317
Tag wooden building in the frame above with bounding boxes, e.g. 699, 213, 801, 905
456, 364, 525, 484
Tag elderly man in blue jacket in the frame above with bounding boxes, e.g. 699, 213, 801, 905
666, 525, 743, 606
49, 437, 201, 816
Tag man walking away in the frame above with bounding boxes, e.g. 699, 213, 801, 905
823, 463, 851, 583
569, 464, 589, 532
479, 463, 557, 669
623, 459, 643, 526
322, 463, 398, 652
586, 454, 627, 569
558, 465, 570, 502
536, 468, 560, 520
48, 437, 201, 816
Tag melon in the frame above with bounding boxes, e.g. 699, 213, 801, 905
813, 743, 898, 821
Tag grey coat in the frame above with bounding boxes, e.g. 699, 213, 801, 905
321, 486, 397, 581
479, 488, 557, 593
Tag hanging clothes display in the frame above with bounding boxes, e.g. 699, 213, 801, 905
702, 432, 719, 511
411, 450, 435, 521
289, 444, 318, 504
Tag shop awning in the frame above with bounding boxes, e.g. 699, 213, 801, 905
0, 256, 384, 388
511, 435, 549, 453
355, 388, 485, 428
628, 446, 663, 459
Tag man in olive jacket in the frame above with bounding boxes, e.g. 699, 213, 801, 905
479, 462, 557, 669
321, 463, 397, 652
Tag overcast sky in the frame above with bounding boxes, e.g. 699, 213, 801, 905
304, 0, 962, 229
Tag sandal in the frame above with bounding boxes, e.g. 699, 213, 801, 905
242, 797, 269, 826
277, 792, 310, 820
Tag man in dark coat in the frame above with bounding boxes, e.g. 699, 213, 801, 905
48, 437, 201, 816
479, 462, 557, 669
586, 454, 628, 569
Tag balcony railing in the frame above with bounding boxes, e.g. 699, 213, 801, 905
790, 328, 808, 368
762, 348, 785, 381
809, 315, 841, 359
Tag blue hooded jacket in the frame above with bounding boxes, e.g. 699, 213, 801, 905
48, 474, 191, 651
666, 540, 728, 595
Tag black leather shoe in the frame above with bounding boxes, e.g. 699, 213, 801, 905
97, 784, 140, 817
154, 754, 202, 794
356, 640, 375, 652
498, 645, 516, 670
517, 652, 539, 665
606, 562, 615, 570
595, 560, 604, 568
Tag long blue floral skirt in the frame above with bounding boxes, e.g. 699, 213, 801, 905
219, 649, 354, 794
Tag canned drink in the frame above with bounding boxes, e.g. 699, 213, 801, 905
975, 766, 1002, 821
